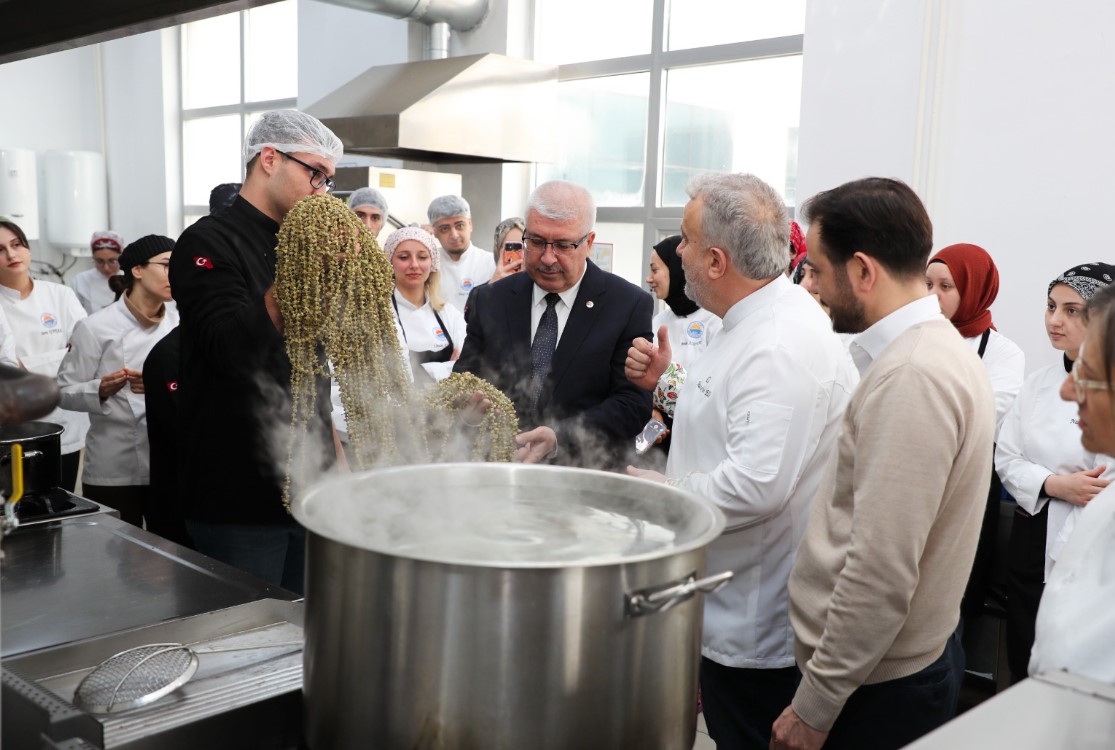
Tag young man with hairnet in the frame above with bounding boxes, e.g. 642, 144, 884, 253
428, 195, 496, 310
169, 110, 343, 594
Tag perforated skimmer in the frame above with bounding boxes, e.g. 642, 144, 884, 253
74, 643, 199, 714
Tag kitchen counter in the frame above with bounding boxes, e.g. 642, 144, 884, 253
907, 671, 1115, 749
1, 513, 297, 658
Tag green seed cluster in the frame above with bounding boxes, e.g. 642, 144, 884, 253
425, 372, 520, 462
274, 194, 517, 512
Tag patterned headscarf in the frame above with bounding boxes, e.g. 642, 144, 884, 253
653, 235, 699, 317
1048, 263, 1115, 302
789, 220, 807, 272
383, 226, 440, 272
929, 243, 999, 338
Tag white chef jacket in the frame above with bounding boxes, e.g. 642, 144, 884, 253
0, 305, 18, 367
437, 244, 496, 311
652, 305, 722, 373
667, 276, 858, 668
968, 328, 1025, 434
0, 280, 90, 453
70, 267, 120, 314
57, 297, 179, 485
995, 361, 1115, 580
1029, 481, 1115, 682
392, 290, 466, 382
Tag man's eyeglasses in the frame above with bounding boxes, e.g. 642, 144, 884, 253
522, 232, 591, 256
1071, 342, 1109, 404
277, 150, 335, 192
93, 258, 120, 268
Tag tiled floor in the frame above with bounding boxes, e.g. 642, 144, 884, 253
694, 712, 715, 749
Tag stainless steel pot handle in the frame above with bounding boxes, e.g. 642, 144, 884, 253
625, 571, 733, 618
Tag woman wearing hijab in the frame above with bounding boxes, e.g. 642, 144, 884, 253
1030, 283, 1115, 682
927, 244, 1026, 623
995, 262, 1115, 683
644, 235, 722, 451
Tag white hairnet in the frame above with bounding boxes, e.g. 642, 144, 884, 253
427, 195, 471, 223
384, 227, 440, 272
348, 187, 388, 213
243, 110, 344, 166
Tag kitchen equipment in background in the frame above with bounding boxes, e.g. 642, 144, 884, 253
0, 421, 62, 497
333, 164, 462, 241
42, 150, 108, 257
294, 463, 729, 750
0, 148, 39, 239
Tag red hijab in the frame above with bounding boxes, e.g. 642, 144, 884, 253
929, 243, 999, 338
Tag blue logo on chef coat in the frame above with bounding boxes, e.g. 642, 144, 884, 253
40, 312, 58, 330
687, 321, 705, 341
461, 278, 474, 292
434, 327, 447, 343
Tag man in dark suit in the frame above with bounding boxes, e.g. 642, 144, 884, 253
454, 180, 652, 469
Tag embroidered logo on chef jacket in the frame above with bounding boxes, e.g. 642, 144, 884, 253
433, 327, 447, 344
167, 380, 178, 392
194, 256, 214, 269
686, 321, 705, 341
696, 376, 713, 398
40, 312, 58, 330
461, 278, 474, 292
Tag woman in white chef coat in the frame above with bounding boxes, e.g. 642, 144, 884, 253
385, 226, 465, 384
57, 235, 179, 527
995, 262, 1115, 683
1030, 282, 1115, 682
71, 230, 124, 314
927, 243, 1025, 619
0, 219, 89, 490
644, 235, 722, 451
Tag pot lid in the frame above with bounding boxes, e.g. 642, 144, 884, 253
293, 463, 726, 568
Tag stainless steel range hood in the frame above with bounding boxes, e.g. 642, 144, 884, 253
304, 53, 557, 164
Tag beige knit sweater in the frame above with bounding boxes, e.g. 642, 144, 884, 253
788, 319, 995, 732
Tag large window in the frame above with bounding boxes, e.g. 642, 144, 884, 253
534, 0, 805, 287
180, 1, 298, 226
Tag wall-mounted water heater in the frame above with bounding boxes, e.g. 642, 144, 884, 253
0, 148, 40, 240
43, 150, 108, 256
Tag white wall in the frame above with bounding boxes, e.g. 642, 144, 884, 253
798, 0, 1115, 373
0, 46, 103, 275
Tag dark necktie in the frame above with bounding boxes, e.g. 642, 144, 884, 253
530, 293, 561, 408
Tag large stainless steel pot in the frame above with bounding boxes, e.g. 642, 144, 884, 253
0, 421, 63, 498
293, 463, 729, 750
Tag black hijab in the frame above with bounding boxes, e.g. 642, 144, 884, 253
654, 235, 699, 317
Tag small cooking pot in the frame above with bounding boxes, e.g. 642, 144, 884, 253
295, 463, 730, 750
0, 421, 63, 498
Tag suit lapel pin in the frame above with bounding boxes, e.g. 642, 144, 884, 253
586, 301, 594, 308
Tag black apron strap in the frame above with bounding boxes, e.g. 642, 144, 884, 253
977, 328, 991, 359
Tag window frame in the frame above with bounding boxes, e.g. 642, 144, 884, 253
178, 5, 298, 223
538, 0, 803, 283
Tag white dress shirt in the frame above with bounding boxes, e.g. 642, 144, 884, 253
529, 264, 587, 345
996, 362, 1115, 579
667, 276, 858, 668
0, 279, 90, 453
1029, 481, 1115, 681
849, 294, 946, 375
438, 244, 496, 311
57, 297, 179, 485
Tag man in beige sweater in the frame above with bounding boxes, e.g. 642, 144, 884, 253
771, 178, 995, 750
